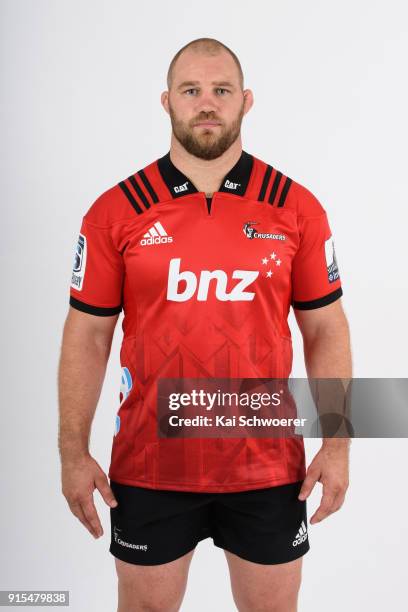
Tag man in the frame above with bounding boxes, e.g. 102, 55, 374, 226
59, 38, 351, 612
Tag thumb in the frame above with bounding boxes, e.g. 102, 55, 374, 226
298, 471, 319, 500
95, 473, 118, 508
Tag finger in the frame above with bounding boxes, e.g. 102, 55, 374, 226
80, 498, 104, 537
310, 489, 337, 524
69, 501, 100, 538
330, 490, 346, 513
298, 471, 320, 500
317, 485, 348, 519
310, 491, 336, 523
95, 473, 118, 508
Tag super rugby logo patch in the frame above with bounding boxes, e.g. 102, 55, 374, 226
71, 233, 87, 291
325, 236, 340, 283
243, 221, 286, 241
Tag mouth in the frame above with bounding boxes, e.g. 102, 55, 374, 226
193, 121, 222, 128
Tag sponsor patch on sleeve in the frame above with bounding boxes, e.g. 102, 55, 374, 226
324, 235, 340, 283
71, 233, 87, 291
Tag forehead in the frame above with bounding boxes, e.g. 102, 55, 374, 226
172, 49, 240, 86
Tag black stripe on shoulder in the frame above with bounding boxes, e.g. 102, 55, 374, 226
292, 287, 343, 310
268, 171, 283, 205
70, 296, 122, 317
277, 177, 292, 207
118, 180, 144, 214
128, 175, 151, 209
258, 164, 273, 201
138, 169, 159, 203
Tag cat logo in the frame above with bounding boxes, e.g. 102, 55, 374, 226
224, 179, 241, 190
174, 181, 189, 193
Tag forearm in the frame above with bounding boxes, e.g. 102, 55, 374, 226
58, 326, 110, 463
303, 321, 352, 446
303, 318, 352, 378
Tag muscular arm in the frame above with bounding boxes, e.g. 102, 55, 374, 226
294, 298, 352, 379
58, 306, 117, 460
58, 306, 119, 537
293, 299, 352, 523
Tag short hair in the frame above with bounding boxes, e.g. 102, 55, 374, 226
167, 37, 244, 90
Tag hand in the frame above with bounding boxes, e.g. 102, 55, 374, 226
61, 454, 118, 538
298, 440, 350, 524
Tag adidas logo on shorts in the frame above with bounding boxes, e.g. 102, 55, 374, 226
141, 221, 173, 246
292, 521, 308, 547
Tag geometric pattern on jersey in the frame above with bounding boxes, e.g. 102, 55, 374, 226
69, 150, 343, 492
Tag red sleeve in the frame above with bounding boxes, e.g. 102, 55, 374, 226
69, 214, 124, 317
291, 186, 343, 310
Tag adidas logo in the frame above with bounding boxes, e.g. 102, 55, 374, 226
141, 221, 173, 246
292, 521, 308, 547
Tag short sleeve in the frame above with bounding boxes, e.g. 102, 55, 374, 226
69, 216, 124, 316
291, 208, 343, 310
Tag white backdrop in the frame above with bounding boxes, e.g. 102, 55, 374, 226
1, 0, 407, 610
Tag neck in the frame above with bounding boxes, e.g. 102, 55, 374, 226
169, 135, 243, 196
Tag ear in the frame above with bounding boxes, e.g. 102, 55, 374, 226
161, 91, 170, 114
243, 89, 254, 115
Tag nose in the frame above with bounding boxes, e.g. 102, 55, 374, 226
195, 90, 219, 115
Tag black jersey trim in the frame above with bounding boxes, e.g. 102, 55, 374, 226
258, 164, 273, 201
277, 177, 292, 207
69, 296, 122, 316
268, 171, 283, 205
157, 150, 254, 199
218, 151, 254, 196
292, 287, 343, 310
138, 169, 159, 203
128, 175, 151, 209
118, 181, 144, 214
157, 152, 199, 198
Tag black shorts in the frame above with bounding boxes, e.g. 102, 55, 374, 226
109, 479, 310, 566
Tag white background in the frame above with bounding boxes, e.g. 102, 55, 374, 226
1, 0, 407, 610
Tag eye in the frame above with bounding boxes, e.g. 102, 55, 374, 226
184, 88, 198, 95
216, 88, 230, 95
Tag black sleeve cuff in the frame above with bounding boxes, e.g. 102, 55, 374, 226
69, 296, 122, 316
291, 287, 343, 310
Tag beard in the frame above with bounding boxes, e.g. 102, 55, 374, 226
168, 102, 245, 161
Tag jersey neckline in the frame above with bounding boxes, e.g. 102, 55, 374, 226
156, 149, 254, 199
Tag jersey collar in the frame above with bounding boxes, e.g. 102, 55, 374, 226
157, 149, 254, 199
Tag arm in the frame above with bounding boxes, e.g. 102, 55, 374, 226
58, 306, 119, 538
294, 298, 352, 523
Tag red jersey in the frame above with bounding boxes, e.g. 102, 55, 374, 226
69, 151, 343, 492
